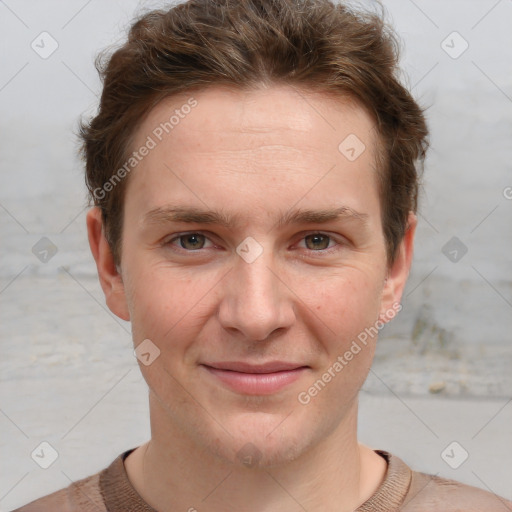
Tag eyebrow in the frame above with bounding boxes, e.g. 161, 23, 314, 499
142, 205, 368, 230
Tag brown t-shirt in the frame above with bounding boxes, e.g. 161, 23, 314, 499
11, 447, 512, 511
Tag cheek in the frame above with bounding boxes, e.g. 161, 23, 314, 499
125, 268, 208, 406
305, 269, 383, 336
126, 265, 219, 354
298, 274, 381, 411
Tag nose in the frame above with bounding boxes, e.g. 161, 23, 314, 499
217, 243, 296, 342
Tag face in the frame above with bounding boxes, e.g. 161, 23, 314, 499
90, 84, 414, 467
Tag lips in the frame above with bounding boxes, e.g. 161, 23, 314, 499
203, 361, 306, 373
200, 361, 309, 395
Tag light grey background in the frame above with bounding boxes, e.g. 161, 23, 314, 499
1, 0, 511, 510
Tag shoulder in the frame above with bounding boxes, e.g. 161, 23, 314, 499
402, 464, 512, 511
10, 471, 105, 512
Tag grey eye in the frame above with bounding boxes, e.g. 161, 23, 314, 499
304, 234, 331, 250
179, 233, 206, 250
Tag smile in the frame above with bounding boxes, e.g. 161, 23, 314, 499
200, 362, 309, 395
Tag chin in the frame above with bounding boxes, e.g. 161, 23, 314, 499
203, 413, 318, 469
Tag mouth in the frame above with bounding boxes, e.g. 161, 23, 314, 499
200, 361, 309, 395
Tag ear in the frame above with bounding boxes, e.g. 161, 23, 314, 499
86, 207, 130, 321
379, 212, 417, 320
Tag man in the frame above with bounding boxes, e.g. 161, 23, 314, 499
13, 0, 511, 510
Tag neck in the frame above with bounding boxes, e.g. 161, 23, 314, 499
125, 394, 386, 512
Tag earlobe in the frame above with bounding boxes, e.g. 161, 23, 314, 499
379, 212, 417, 320
86, 207, 130, 321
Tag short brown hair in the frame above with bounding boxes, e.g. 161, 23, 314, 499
79, 0, 429, 266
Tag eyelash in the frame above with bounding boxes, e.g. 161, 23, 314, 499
163, 231, 345, 256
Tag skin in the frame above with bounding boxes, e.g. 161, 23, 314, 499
87, 84, 416, 512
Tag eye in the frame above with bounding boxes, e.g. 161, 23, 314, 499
167, 232, 214, 251
298, 232, 342, 252
163, 231, 344, 255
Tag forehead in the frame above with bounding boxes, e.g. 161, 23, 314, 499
135, 84, 377, 154
125, 84, 381, 224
